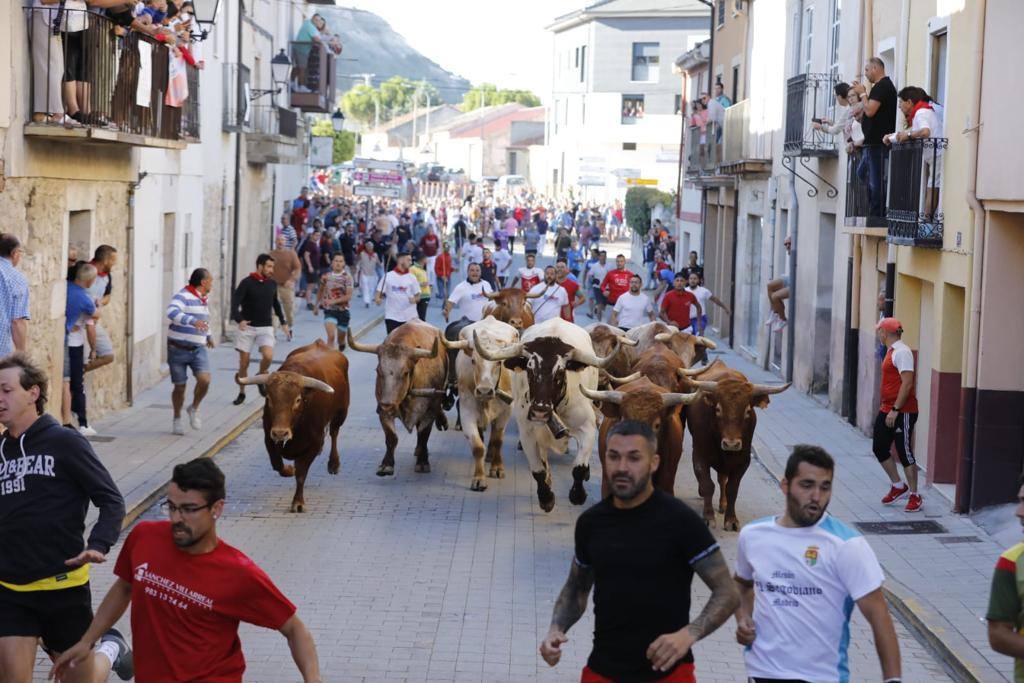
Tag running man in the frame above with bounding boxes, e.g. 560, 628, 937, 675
166, 268, 215, 435
734, 444, 902, 682
540, 421, 738, 682
873, 317, 922, 513
511, 252, 543, 292
660, 274, 702, 331
0, 353, 133, 682
555, 260, 584, 323
584, 250, 610, 321
527, 266, 570, 324
230, 254, 289, 406
610, 275, 655, 331
52, 459, 322, 683
686, 272, 730, 335
444, 263, 493, 323
986, 474, 1024, 679
375, 251, 420, 334
315, 252, 353, 350
599, 254, 634, 311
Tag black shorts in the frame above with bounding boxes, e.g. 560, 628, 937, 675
0, 583, 93, 653
322, 308, 350, 329
61, 31, 88, 82
872, 410, 918, 467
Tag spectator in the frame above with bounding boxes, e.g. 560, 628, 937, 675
299, 228, 321, 308
357, 241, 380, 308
269, 235, 301, 329
886, 86, 944, 218
714, 81, 732, 108
64, 262, 98, 436
29, 1, 75, 124
166, 268, 214, 435
291, 14, 326, 91
678, 250, 704, 283
409, 251, 431, 322
493, 240, 512, 288
339, 222, 357, 284
277, 212, 298, 250
230, 255, 289, 406
642, 234, 658, 290
418, 224, 440, 291
851, 57, 898, 217
703, 92, 725, 143
766, 236, 793, 330
315, 252, 353, 349
59, 0, 93, 124
84, 245, 117, 373
434, 241, 454, 301
291, 187, 311, 231
0, 234, 30, 358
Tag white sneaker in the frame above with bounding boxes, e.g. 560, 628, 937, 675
765, 311, 779, 328
771, 316, 788, 332
186, 405, 202, 430
172, 418, 185, 435
78, 425, 97, 437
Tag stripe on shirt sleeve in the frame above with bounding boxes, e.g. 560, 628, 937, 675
689, 542, 720, 566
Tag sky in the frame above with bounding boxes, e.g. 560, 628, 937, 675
339, 0, 584, 100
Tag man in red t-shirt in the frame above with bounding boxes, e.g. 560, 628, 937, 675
53, 459, 322, 683
600, 255, 634, 306
873, 318, 921, 513
660, 274, 702, 329
555, 260, 585, 322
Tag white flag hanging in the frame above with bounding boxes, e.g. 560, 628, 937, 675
136, 40, 152, 108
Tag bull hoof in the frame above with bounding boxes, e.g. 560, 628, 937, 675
724, 517, 740, 532
436, 414, 449, 431
278, 464, 295, 478
484, 451, 493, 463
377, 464, 395, 477
290, 501, 305, 513
328, 456, 340, 475
517, 441, 523, 451
568, 484, 588, 506
704, 515, 717, 529
488, 465, 506, 479
415, 462, 431, 473
470, 479, 488, 492
538, 495, 555, 513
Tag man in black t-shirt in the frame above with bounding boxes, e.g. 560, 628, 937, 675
539, 421, 738, 682
852, 57, 898, 217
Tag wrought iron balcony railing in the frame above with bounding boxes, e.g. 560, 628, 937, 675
844, 144, 889, 228
784, 73, 839, 157
289, 41, 336, 113
886, 138, 947, 248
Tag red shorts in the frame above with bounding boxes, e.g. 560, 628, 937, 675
581, 662, 696, 683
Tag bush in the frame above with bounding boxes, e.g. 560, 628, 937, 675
624, 187, 675, 237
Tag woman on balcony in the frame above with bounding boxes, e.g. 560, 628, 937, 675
885, 87, 944, 221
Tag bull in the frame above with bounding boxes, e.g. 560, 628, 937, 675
585, 322, 639, 383
348, 320, 449, 477
482, 287, 541, 331
627, 321, 717, 368
474, 317, 617, 512
238, 340, 348, 512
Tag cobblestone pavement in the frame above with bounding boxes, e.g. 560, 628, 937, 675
53, 295, 955, 683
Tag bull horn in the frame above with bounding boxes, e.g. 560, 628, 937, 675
473, 331, 522, 361
654, 332, 674, 343
694, 380, 718, 392
482, 289, 500, 299
411, 337, 440, 359
661, 391, 700, 408
347, 328, 380, 354
580, 385, 625, 405
751, 381, 792, 397
607, 371, 642, 385
677, 366, 706, 377
237, 373, 271, 386
299, 377, 335, 394
569, 336, 620, 369
496, 389, 514, 405
697, 336, 717, 349
618, 335, 639, 346
442, 337, 470, 351
524, 288, 545, 299
409, 388, 446, 398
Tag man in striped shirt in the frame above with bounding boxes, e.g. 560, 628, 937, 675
166, 268, 215, 436
277, 213, 298, 251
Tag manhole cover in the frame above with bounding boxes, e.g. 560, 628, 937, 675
86, 435, 116, 443
936, 535, 983, 545
854, 520, 947, 535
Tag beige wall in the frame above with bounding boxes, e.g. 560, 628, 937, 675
713, 2, 749, 101
977, 2, 1024, 201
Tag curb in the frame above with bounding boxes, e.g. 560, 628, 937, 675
119, 312, 385, 527
749, 442, 981, 683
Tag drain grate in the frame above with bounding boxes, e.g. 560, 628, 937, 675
935, 535, 983, 545
855, 520, 948, 535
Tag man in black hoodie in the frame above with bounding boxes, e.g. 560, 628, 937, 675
0, 353, 133, 681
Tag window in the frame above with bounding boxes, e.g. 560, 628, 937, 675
580, 45, 586, 83
828, 0, 841, 77
930, 29, 947, 106
717, 0, 726, 26
621, 95, 645, 124
631, 42, 660, 82
623, 142, 637, 151
731, 65, 740, 103
674, 94, 683, 115
734, 0, 744, 10
802, 5, 814, 74
574, 47, 579, 68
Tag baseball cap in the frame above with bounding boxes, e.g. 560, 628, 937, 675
876, 317, 902, 333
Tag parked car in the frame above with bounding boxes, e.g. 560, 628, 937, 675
418, 164, 445, 182
443, 167, 467, 184
495, 174, 527, 195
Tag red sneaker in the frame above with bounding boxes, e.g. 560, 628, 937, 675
904, 493, 923, 513
881, 483, 909, 505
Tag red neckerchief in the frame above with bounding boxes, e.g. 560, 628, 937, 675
393, 266, 409, 275
249, 271, 269, 283
185, 285, 208, 305
907, 100, 932, 126
90, 260, 109, 278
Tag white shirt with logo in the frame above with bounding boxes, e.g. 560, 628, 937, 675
687, 285, 713, 319
613, 292, 653, 329
447, 280, 494, 322
380, 270, 420, 322
735, 514, 885, 683
528, 283, 569, 323
492, 249, 512, 278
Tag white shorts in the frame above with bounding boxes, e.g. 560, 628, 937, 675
234, 325, 275, 353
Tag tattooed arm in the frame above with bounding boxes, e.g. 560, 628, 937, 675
646, 549, 740, 672
539, 559, 595, 667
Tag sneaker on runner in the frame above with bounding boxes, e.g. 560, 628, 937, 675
77, 425, 97, 437
232, 392, 246, 406
172, 418, 185, 435
881, 483, 909, 505
100, 628, 135, 681
904, 493, 923, 513
765, 311, 779, 328
186, 405, 202, 430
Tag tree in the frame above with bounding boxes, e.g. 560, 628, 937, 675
310, 118, 356, 164
340, 84, 379, 127
460, 83, 541, 111
624, 187, 675, 237
342, 77, 443, 127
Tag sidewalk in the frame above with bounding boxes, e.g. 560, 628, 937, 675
710, 342, 1009, 682
83, 293, 383, 530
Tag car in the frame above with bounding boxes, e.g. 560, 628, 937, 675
443, 168, 467, 184
495, 174, 527, 195
418, 164, 445, 182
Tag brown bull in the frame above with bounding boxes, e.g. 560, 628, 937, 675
627, 321, 717, 368
348, 320, 449, 477
238, 340, 348, 512
586, 323, 639, 383
482, 287, 541, 331
684, 361, 790, 530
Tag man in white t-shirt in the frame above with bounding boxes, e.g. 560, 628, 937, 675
512, 253, 543, 292
609, 275, 654, 331
686, 272, 730, 335
492, 242, 512, 287
734, 445, 902, 683
583, 250, 610, 320
375, 252, 420, 334
460, 235, 484, 276
527, 266, 570, 324
443, 263, 494, 323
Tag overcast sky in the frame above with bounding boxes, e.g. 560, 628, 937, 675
340, 0, 583, 99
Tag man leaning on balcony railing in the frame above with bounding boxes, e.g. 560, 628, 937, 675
850, 57, 898, 218
885, 86, 945, 222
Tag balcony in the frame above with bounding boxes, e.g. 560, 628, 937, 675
685, 122, 731, 188
844, 145, 889, 230
886, 138, 947, 248
24, 9, 199, 149
289, 41, 336, 113
246, 105, 308, 165
719, 100, 772, 176
783, 73, 838, 157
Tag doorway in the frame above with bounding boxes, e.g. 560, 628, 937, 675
811, 212, 836, 397
742, 214, 763, 355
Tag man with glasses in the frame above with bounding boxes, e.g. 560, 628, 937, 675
53, 458, 323, 683
0, 234, 30, 359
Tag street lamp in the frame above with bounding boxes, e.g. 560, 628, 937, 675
189, 0, 221, 41
331, 108, 345, 132
251, 49, 292, 100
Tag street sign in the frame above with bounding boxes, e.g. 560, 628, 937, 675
626, 178, 659, 186
310, 137, 333, 166
352, 158, 405, 172
354, 185, 402, 198
351, 170, 404, 185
